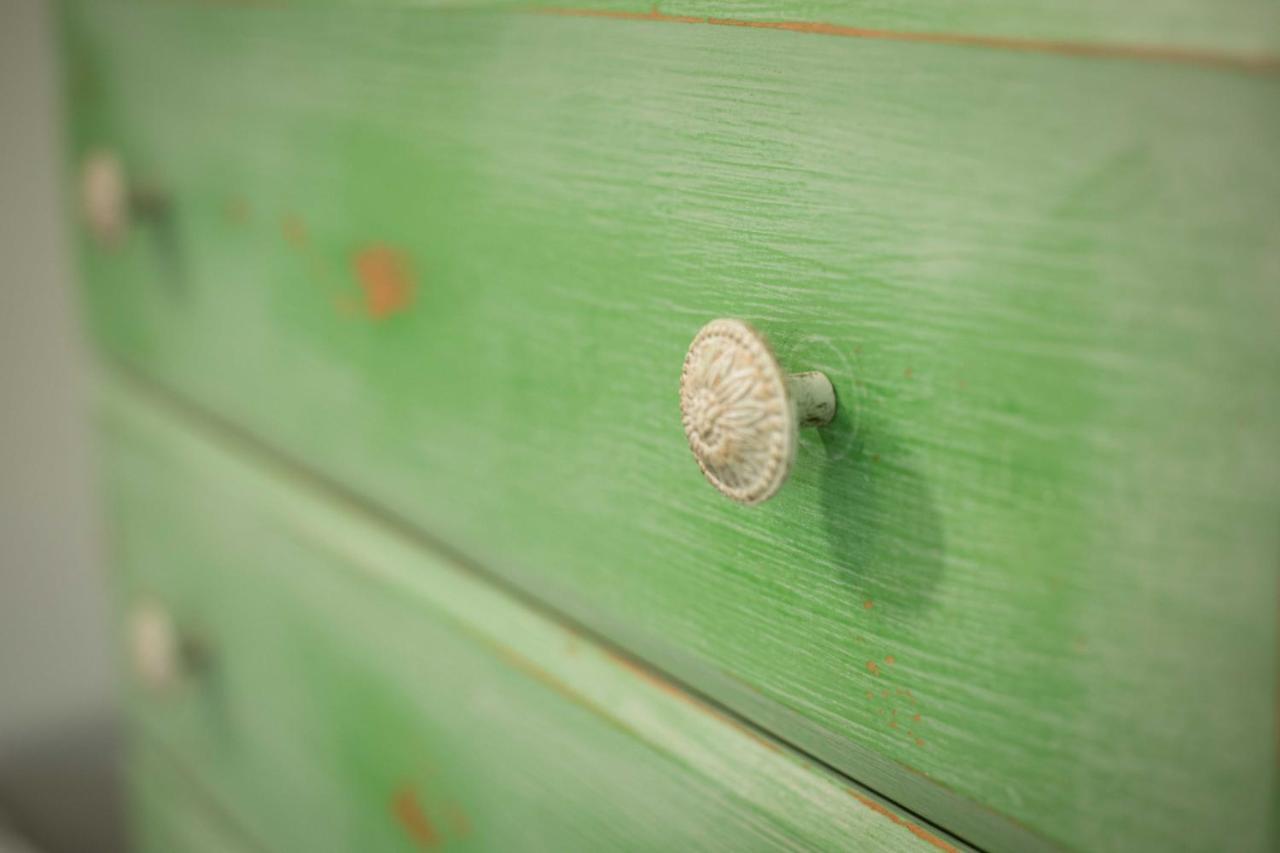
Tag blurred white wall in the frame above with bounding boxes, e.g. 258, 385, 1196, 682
0, 0, 121, 849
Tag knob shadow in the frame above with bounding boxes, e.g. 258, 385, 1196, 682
816, 397, 945, 615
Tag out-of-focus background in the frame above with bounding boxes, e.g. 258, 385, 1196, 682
0, 1, 123, 849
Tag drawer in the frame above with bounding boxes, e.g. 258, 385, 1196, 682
128, 740, 256, 853
68, 2, 1280, 851
103, 380, 960, 853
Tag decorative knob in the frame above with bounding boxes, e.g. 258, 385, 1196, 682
81, 150, 129, 247
80, 150, 169, 248
129, 600, 200, 692
680, 319, 836, 505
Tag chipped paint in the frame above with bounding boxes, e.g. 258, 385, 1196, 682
391, 786, 439, 848
353, 244, 415, 319
845, 788, 958, 853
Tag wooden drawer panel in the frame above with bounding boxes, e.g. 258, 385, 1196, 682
127, 741, 257, 853
68, 2, 1280, 850
103, 380, 958, 853
170, 0, 1280, 60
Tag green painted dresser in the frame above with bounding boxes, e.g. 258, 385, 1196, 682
61, 0, 1278, 850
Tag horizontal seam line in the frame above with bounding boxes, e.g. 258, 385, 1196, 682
102, 360, 994, 852
531, 6, 1280, 75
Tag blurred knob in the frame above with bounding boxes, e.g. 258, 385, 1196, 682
80, 149, 170, 248
129, 600, 188, 692
81, 150, 128, 247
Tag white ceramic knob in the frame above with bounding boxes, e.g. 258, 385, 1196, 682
81, 150, 129, 247
80, 150, 169, 248
680, 319, 836, 505
129, 600, 183, 692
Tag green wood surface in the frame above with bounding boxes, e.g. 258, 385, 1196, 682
106, 0, 1280, 63
128, 740, 261, 853
102, 377, 962, 853
64, 2, 1280, 850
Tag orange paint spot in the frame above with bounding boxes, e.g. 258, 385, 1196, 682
884, 655, 896, 665
391, 786, 439, 848
889, 721, 899, 728
904, 367, 914, 379
605, 650, 695, 707
750, 732, 783, 755
913, 713, 922, 722
353, 244, 415, 319
282, 215, 307, 247
845, 788, 958, 853
863, 599, 874, 610
915, 737, 926, 747
866, 661, 880, 676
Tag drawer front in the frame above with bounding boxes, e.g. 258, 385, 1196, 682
103, 382, 959, 853
68, 3, 1280, 850
128, 741, 255, 853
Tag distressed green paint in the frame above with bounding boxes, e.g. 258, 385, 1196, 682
128, 741, 265, 853
103, 379, 962, 853
82, 0, 1280, 62
63, 2, 1280, 850
613, 0, 1280, 59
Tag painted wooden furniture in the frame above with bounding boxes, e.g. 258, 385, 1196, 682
62, 0, 1278, 850
104, 378, 961, 852
128, 742, 261, 853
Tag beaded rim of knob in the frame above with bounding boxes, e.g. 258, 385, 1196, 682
680, 319, 800, 505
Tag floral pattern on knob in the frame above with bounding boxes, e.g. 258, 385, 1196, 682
679, 319, 796, 505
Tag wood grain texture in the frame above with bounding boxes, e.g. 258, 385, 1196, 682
102, 378, 963, 853
116, 0, 1280, 64
128, 741, 263, 853
63, 2, 1280, 850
